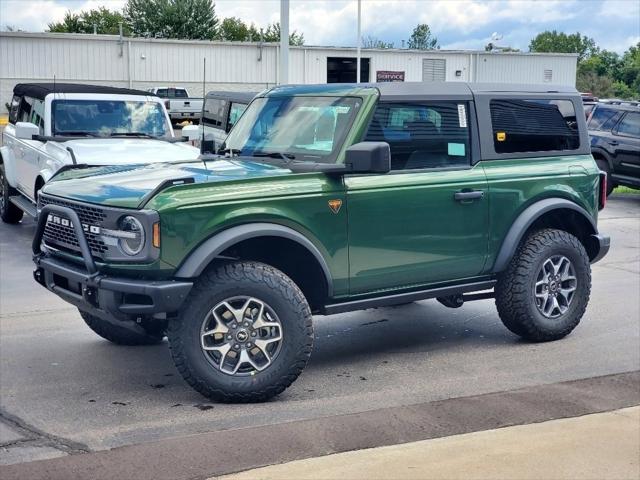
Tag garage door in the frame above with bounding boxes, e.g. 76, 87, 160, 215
422, 59, 446, 82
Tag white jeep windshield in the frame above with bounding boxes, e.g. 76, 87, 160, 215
52, 100, 170, 137
223, 96, 361, 163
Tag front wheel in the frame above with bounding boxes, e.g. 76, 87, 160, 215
495, 229, 591, 342
167, 262, 313, 403
0, 165, 24, 224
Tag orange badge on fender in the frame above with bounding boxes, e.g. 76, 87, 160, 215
328, 199, 342, 214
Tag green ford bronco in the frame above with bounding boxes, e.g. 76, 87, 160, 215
33, 82, 610, 402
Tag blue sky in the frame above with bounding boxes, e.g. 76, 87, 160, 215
1, 0, 638, 54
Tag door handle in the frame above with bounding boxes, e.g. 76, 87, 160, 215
608, 141, 619, 146
454, 190, 484, 202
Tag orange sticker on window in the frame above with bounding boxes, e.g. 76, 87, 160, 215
496, 131, 506, 142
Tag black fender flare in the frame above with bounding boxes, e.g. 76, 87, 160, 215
590, 147, 613, 170
174, 223, 334, 297
492, 198, 598, 273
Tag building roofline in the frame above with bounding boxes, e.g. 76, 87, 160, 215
0, 31, 580, 57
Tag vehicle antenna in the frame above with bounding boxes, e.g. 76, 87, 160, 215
199, 57, 208, 171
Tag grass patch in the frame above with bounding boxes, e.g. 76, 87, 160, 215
614, 186, 640, 195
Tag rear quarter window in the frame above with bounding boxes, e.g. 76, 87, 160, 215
588, 106, 622, 131
202, 98, 227, 128
490, 99, 580, 154
615, 112, 640, 138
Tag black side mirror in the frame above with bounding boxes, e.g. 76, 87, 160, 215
345, 141, 391, 173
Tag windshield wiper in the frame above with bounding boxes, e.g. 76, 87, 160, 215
109, 132, 157, 138
252, 151, 296, 160
54, 131, 99, 137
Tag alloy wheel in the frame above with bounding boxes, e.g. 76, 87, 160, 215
534, 255, 577, 319
200, 296, 283, 376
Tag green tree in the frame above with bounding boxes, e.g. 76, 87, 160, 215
528, 30, 598, 62
407, 24, 438, 50
619, 42, 640, 95
262, 22, 304, 46
362, 35, 394, 49
218, 17, 258, 41
124, 0, 219, 40
47, 7, 129, 35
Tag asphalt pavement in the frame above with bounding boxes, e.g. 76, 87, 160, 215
1, 194, 639, 469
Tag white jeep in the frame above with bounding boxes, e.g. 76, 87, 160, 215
0, 83, 200, 223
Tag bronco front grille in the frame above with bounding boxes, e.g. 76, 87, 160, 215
39, 196, 108, 257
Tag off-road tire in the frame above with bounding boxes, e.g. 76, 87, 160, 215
167, 261, 314, 403
0, 165, 24, 224
595, 158, 614, 196
80, 311, 165, 345
495, 228, 591, 342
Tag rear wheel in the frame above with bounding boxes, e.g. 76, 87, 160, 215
495, 229, 591, 342
0, 165, 24, 224
80, 311, 165, 345
167, 261, 313, 403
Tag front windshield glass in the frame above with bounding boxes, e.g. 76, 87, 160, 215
52, 100, 170, 137
223, 96, 361, 163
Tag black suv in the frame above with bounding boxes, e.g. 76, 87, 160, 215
588, 103, 640, 195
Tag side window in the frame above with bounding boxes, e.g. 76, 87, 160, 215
588, 106, 621, 131
227, 102, 247, 132
615, 112, 640, 138
202, 98, 227, 128
364, 102, 471, 170
18, 96, 34, 123
155, 88, 168, 98
174, 89, 188, 98
490, 99, 580, 154
30, 99, 45, 134
8, 95, 21, 124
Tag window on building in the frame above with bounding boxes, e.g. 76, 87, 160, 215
202, 98, 227, 128
364, 102, 471, 170
616, 112, 640, 138
490, 99, 580, 154
327, 57, 370, 83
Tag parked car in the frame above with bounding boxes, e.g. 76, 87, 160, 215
182, 91, 257, 153
588, 103, 640, 194
580, 92, 598, 119
147, 87, 204, 125
0, 83, 200, 223
32, 82, 609, 403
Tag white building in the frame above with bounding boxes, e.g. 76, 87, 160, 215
0, 31, 578, 105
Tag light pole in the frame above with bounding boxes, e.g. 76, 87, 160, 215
356, 0, 361, 83
280, 0, 290, 85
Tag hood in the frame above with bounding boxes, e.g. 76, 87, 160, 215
51, 138, 201, 165
42, 158, 293, 208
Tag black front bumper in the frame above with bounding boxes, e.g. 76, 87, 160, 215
33, 204, 192, 321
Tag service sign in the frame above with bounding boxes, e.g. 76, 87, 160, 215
376, 70, 405, 82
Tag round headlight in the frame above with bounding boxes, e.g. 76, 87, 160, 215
118, 216, 145, 256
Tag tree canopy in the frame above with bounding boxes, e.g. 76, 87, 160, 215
47, 7, 129, 35
123, 0, 219, 40
529, 30, 598, 62
362, 35, 394, 49
407, 24, 439, 50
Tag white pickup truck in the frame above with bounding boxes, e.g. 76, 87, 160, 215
147, 87, 204, 125
0, 83, 200, 223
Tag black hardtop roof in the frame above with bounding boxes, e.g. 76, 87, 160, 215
13, 83, 153, 101
264, 82, 580, 101
205, 90, 258, 103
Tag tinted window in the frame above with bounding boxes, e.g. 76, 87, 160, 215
172, 89, 188, 98
227, 102, 247, 131
18, 96, 34, 123
616, 112, 640, 138
155, 89, 169, 98
202, 98, 227, 128
490, 99, 580, 153
588, 106, 622, 131
365, 102, 470, 170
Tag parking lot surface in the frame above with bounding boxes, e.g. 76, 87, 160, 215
1, 195, 639, 465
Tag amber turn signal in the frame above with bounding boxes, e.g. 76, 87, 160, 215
152, 222, 161, 248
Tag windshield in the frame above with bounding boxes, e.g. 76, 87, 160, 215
52, 100, 170, 137
223, 96, 361, 163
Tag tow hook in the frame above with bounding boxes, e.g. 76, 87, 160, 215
82, 286, 98, 307
33, 268, 44, 286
